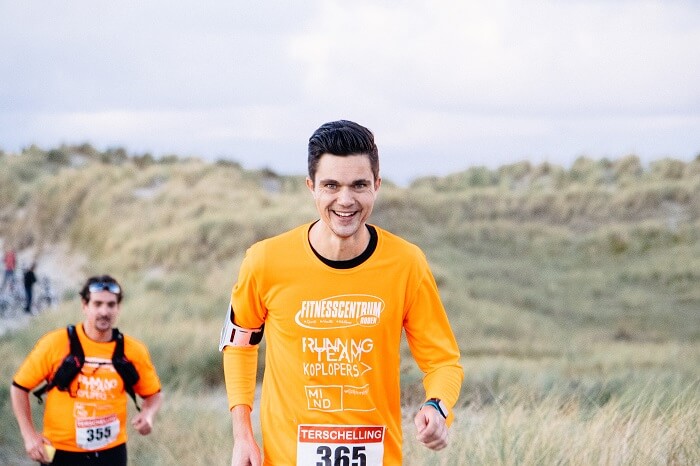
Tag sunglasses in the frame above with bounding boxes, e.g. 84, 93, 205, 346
88, 282, 121, 294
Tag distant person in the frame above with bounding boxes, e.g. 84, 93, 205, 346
220, 120, 463, 465
11, 275, 163, 465
1, 247, 17, 293
23, 262, 37, 314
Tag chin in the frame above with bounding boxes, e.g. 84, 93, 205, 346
331, 224, 360, 238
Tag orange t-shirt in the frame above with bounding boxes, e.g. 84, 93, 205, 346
222, 223, 463, 465
13, 324, 161, 452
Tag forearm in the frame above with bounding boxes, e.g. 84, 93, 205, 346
231, 404, 255, 441
423, 362, 463, 407
405, 272, 464, 421
230, 404, 261, 466
10, 385, 38, 440
222, 346, 258, 409
11, 384, 51, 462
140, 391, 163, 421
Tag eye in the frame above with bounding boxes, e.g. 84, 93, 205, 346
324, 183, 337, 190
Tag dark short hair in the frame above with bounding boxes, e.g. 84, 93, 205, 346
307, 120, 379, 182
79, 275, 123, 304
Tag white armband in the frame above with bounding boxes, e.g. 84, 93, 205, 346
219, 305, 265, 351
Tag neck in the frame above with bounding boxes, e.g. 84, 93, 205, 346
82, 323, 113, 342
309, 222, 370, 261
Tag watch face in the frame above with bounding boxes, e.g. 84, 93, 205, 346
437, 399, 448, 418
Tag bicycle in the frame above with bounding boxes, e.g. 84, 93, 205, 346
0, 272, 56, 318
0, 279, 25, 318
31, 276, 57, 315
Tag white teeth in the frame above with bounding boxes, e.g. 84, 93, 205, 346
335, 211, 354, 217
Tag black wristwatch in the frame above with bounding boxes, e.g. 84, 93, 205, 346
423, 398, 448, 419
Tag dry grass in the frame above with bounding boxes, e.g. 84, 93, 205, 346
1, 148, 698, 464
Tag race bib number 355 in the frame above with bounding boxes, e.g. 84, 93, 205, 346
76, 415, 119, 450
297, 425, 385, 466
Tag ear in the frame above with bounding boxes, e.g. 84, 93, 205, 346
306, 177, 315, 195
374, 176, 382, 194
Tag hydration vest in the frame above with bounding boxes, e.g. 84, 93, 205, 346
33, 325, 141, 410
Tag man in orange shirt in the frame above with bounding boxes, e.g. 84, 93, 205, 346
11, 275, 162, 465
220, 120, 463, 465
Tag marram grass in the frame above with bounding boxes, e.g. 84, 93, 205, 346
1, 150, 698, 464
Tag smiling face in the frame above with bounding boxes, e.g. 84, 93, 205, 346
306, 153, 381, 242
81, 290, 121, 341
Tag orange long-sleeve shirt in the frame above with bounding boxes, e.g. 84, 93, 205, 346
222, 223, 463, 465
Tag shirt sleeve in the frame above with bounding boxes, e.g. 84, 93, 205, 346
13, 330, 66, 391
403, 258, 464, 425
126, 337, 162, 397
222, 346, 258, 410
222, 244, 267, 410
230, 244, 268, 329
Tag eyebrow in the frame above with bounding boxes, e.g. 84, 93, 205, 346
318, 178, 372, 185
90, 299, 118, 305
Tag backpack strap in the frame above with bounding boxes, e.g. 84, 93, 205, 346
67, 325, 84, 361
32, 378, 50, 404
33, 325, 84, 404
33, 326, 142, 411
111, 328, 141, 411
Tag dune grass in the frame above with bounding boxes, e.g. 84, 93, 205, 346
0, 148, 698, 464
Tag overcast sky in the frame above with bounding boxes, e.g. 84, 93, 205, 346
1, 1, 698, 185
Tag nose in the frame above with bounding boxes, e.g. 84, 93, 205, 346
337, 187, 354, 206
97, 303, 113, 314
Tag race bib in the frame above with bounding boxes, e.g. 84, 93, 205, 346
75, 414, 120, 450
297, 425, 385, 466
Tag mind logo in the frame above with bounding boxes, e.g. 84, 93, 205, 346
295, 294, 385, 329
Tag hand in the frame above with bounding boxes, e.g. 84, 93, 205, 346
23, 432, 51, 463
231, 439, 262, 466
132, 411, 154, 435
414, 405, 448, 450
132, 391, 162, 435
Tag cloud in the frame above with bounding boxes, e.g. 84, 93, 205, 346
0, 0, 698, 184
1, 1, 309, 111
289, 0, 700, 115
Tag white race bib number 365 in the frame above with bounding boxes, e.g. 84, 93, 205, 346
297, 425, 385, 466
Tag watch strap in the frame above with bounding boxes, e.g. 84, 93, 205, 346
423, 398, 447, 418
